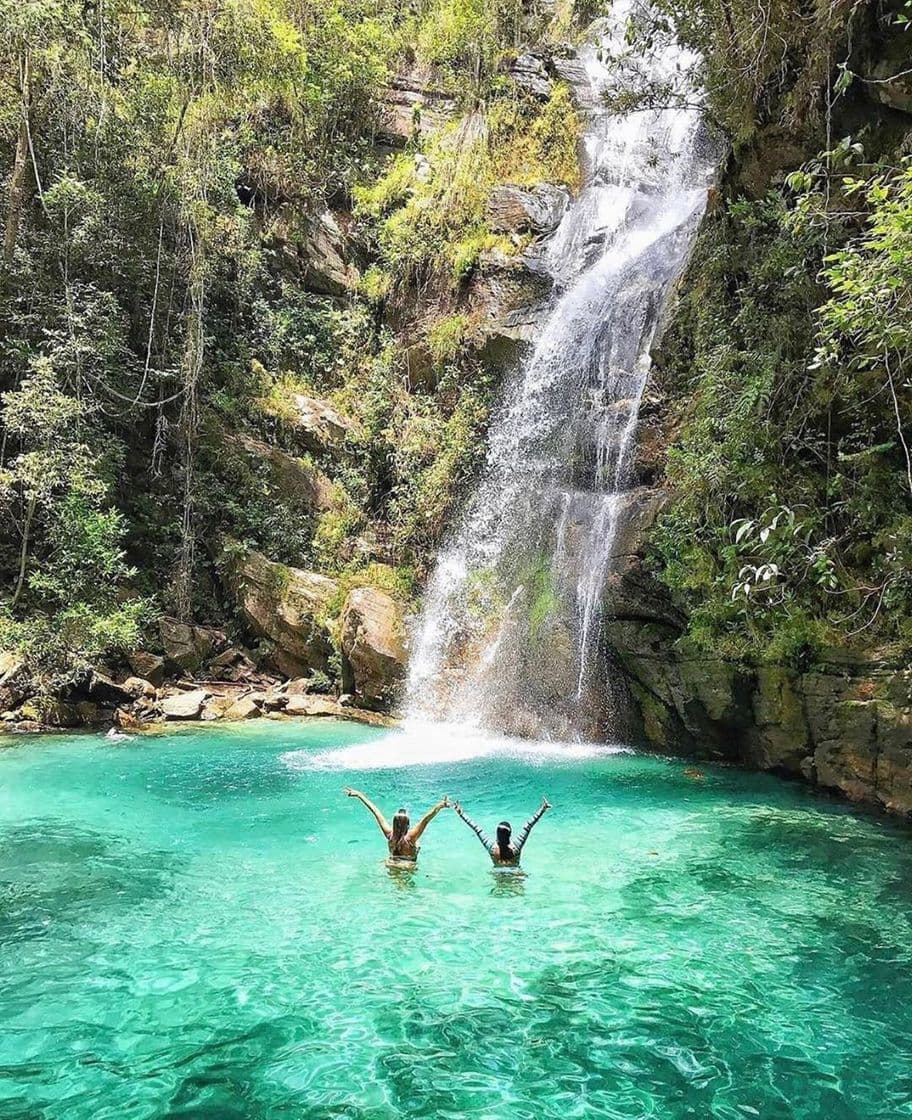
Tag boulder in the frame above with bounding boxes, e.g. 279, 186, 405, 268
288, 395, 357, 458
218, 544, 338, 678
223, 695, 262, 721
86, 672, 135, 707
285, 694, 342, 717
231, 434, 338, 512
123, 676, 156, 699
486, 183, 569, 237
161, 689, 209, 721
127, 651, 167, 687
340, 588, 408, 710
159, 618, 224, 673
201, 696, 236, 721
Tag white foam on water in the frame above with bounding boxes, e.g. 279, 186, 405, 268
281, 720, 629, 772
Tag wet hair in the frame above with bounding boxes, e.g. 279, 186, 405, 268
391, 809, 410, 845
496, 821, 513, 860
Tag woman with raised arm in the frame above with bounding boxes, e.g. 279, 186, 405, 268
343, 788, 449, 865
453, 797, 552, 867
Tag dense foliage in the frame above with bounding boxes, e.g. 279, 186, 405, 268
0, 0, 586, 689
648, 2, 912, 664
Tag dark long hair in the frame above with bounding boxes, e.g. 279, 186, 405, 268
391, 809, 410, 850
496, 821, 513, 860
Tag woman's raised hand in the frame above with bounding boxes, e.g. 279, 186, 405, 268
343, 787, 356, 797
542, 796, 552, 810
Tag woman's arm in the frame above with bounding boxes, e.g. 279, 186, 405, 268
513, 797, 551, 853
453, 802, 493, 852
408, 796, 449, 841
344, 787, 391, 837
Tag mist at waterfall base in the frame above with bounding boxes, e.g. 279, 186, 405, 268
406, 17, 716, 742
3, 720, 912, 1120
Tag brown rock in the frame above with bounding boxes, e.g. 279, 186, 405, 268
340, 587, 408, 711
86, 672, 135, 707
123, 676, 156, 699
285, 694, 341, 717
223, 695, 262, 721
218, 543, 338, 678
114, 707, 144, 730
161, 689, 210, 720
128, 651, 167, 687
159, 618, 224, 672
202, 696, 235, 721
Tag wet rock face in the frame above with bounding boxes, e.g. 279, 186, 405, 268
469, 249, 553, 353
340, 587, 408, 711
619, 650, 912, 817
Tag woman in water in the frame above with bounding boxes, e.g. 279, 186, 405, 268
453, 797, 551, 866
343, 788, 449, 864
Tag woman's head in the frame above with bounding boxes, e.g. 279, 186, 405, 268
496, 821, 512, 857
391, 809, 410, 841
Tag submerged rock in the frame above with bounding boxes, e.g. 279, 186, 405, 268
340, 588, 408, 711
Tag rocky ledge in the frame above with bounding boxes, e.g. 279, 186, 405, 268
604, 488, 912, 817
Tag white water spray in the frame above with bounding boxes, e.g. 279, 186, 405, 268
405, 8, 716, 741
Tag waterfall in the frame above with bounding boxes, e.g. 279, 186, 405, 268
405, 9, 716, 741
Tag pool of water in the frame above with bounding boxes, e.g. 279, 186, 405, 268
1, 719, 911, 1119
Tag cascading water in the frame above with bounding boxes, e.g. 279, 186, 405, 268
406, 8, 716, 741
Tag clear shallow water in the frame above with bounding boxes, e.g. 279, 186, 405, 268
1, 720, 912, 1119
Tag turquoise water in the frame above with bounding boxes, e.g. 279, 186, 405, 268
1, 720, 912, 1119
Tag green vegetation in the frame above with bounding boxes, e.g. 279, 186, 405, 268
356, 81, 581, 288
0, 0, 593, 689
652, 152, 912, 664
